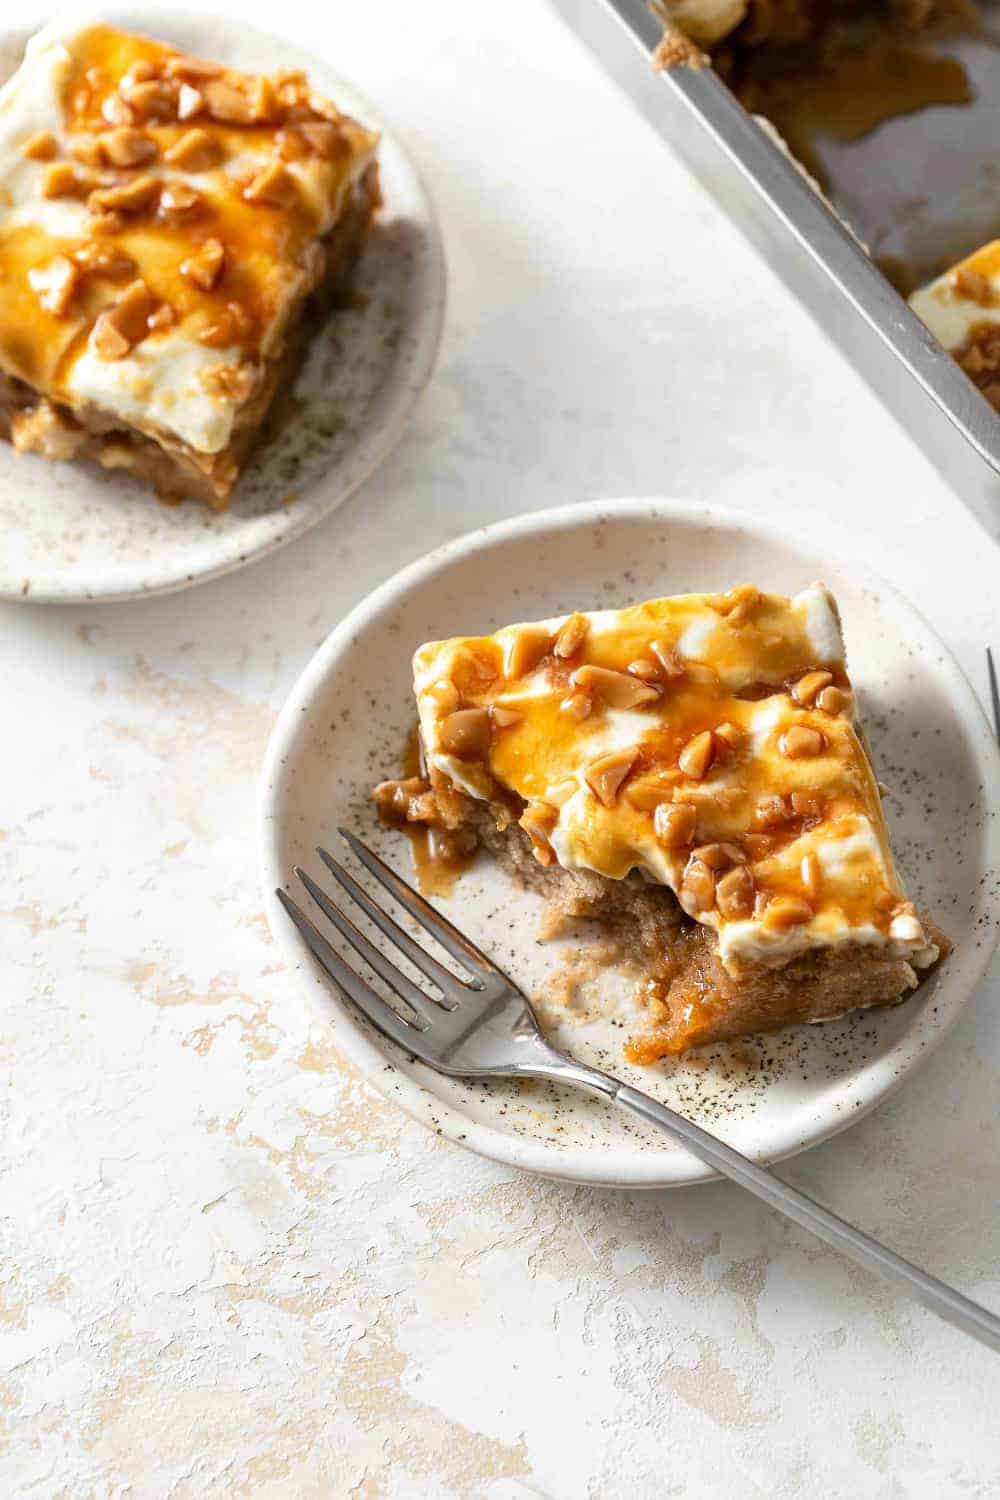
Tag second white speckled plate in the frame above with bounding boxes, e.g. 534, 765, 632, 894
259, 499, 1000, 1187
0, 11, 445, 603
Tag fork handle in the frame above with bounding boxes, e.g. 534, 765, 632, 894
609, 1080, 1000, 1353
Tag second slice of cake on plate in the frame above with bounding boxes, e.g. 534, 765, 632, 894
376, 584, 943, 1060
0, 20, 380, 507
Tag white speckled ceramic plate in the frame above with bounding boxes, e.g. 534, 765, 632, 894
0, 10, 445, 604
258, 499, 1000, 1187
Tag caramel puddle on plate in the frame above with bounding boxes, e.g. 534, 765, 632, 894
377, 727, 477, 897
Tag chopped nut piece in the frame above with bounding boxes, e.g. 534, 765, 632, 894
251, 75, 280, 123
180, 238, 225, 291
147, 303, 176, 331
427, 679, 461, 714
625, 773, 683, 811
801, 852, 821, 899
763, 896, 814, 929
816, 686, 847, 715
98, 127, 157, 167
890, 911, 924, 942
165, 54, 223, 79
308, 92, 342, 122
649, 639, 685, 677
101, 93, 135, 127
196, 301, 253, 347
653, 801, 697, 849
123, 60, 159, 86
716, 865, 754, 919
553, 613, 588, 659
713, 721, 742, 751
89, 211, 124, 236
627, 660, 660, 682
504, 625, 551, 678
159, 182, 202, 220
71, 137, 104, 168
491, 706, 522, 729
90, 315, 131, 360
164, 127, 221, 171
677, 729, 716, 780
300, 121, 344, 158
792, 669, 833, 706
692, 842, 746, 870
560, 692, 592, 721
780, 725, 825, 758
952, 266, 992, 304
439, 708, 491, 757
570, 664, 660, 710
203, 78, 255, 124
91, 278, 160, 359
680, 857, 715, 914
584, 747, 639, 807
41, 162, 89, 199
70, 243, 136, 278
520, 799, 558, 844
201, 360, 257, 403
790, 792, 821, 820
177, 83, 204, 120
21, 130, 57, 161
122, 79, 177, 122
10, 399, 84, 460
27, 255, 80, 317
242, 161, 297, 207
755, 793, 790, 829
89, 174, 159, 215
744, 833, 777, 860
275, 128, 309, 162
709, 585, 761, 619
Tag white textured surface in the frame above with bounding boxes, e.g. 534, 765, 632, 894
4, 1, 1000, 1495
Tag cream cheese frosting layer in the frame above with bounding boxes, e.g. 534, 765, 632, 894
412, 584, 937, 976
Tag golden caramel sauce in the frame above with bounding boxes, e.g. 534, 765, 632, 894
416, 588, 906, 940
377, 729, 478, 898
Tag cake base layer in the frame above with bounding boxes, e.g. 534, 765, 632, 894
472, 808, 927, 1059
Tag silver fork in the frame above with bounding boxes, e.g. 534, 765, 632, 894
278, 829, 1000, 1355
988, 648, 1000, 745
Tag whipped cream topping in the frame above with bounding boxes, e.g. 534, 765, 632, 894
0, 20, 378, 454
413, 584, 937, 977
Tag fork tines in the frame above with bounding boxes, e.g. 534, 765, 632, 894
276, 830, 494, 1051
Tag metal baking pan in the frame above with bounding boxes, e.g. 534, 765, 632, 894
553, 0, 1000, 539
